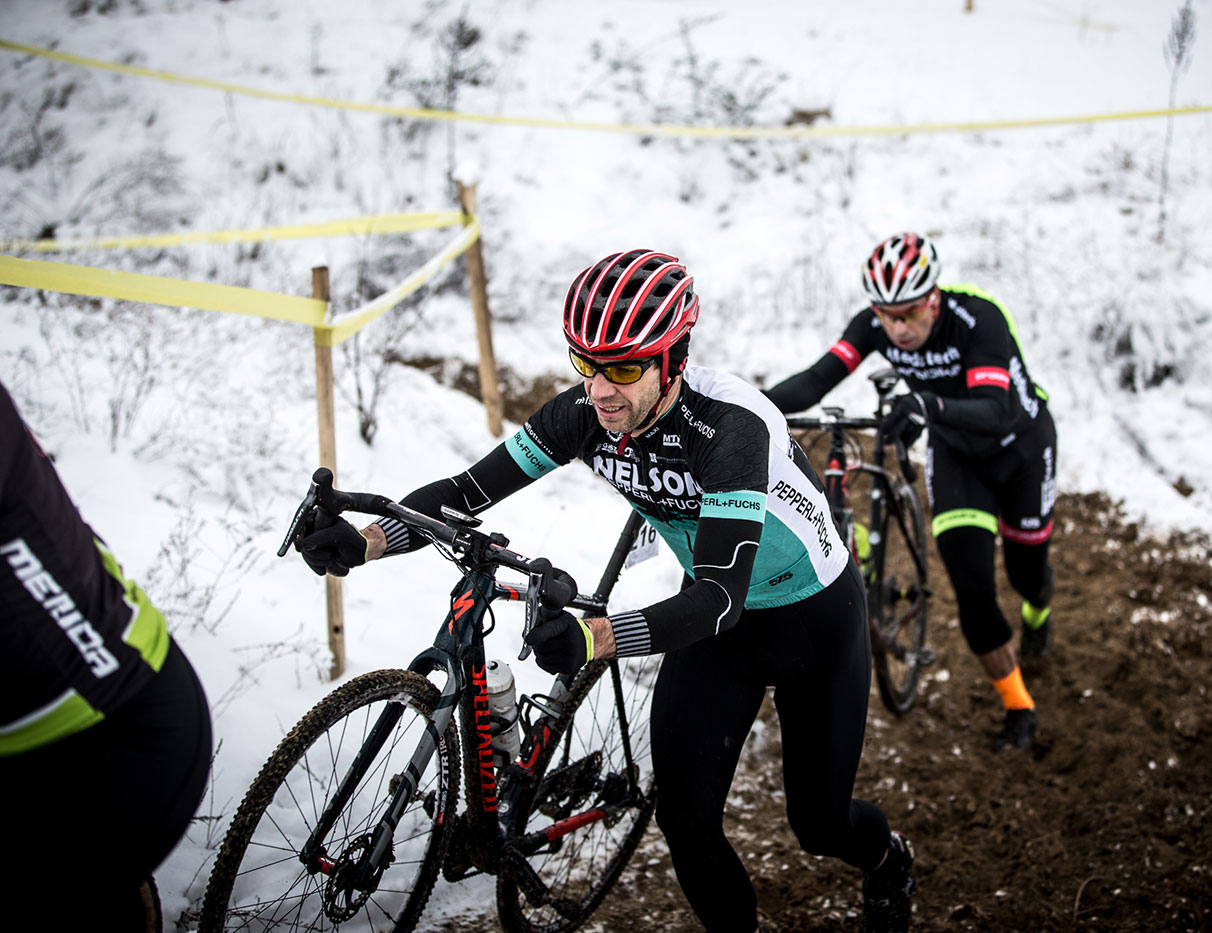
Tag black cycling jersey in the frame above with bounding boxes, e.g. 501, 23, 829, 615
769, 285, 1058, 670
767, 285, 1049, 458
2, 382, 211, 925
0, 383, 170, 754
374, 366, 848, 656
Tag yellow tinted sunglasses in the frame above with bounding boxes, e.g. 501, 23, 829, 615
871, 291, 934, 322
569, 349, 657, 385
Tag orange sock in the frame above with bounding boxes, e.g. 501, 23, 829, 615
992, 666, 1035, 711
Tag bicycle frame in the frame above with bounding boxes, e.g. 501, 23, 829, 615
795, 413, 928, 594
812, 410, 892, 637
294, 504, 648, 898
785, 371, 934, 714
788, 369, 929, 583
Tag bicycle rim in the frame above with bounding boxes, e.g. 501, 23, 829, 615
199, 670, 459, 933
496, 655, 660, 933
872, 480, 930, 715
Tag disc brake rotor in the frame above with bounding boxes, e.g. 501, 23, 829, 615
322, 834, 388, 923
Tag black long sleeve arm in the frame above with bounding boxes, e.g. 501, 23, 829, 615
764, 353, 851, 413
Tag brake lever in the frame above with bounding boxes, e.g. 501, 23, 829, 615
520, 568, 543, 661
277, 482, 320, 557
519, 559, 578, 662
276, 467, 356, 557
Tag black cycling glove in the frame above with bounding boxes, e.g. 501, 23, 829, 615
885, 391, 942, 446
525, 609, 594, 675
298, 518, 369, 577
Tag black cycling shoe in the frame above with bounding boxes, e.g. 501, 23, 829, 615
993, 708, 1037, 752
1020, 608, 1053, 658
862, 830, 915, 933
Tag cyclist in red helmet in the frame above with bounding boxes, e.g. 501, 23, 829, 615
298, 248, 916, 933
768, 232, 1057, 753
563, 250, 699, 448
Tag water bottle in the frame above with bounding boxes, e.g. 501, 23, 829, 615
485, 659, 521, 768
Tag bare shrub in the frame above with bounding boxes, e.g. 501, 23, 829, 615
1158, 0, 1197, 242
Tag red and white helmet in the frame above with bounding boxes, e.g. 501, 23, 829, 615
862, 233, 941, 307
564, 249, 699, 361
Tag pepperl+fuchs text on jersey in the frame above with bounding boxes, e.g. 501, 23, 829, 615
377, 367, 850, 658
0, 383, 170, 755
768, 285, 1049, 458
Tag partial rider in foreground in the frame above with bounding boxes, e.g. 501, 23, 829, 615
0, 379, 213, 931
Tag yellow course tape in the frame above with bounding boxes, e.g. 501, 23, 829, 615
0, 254, 326, 326
320, 219, 481, 346
0, 211, 466, 253
0, 213, 480, 338
3, 38, 1208, 140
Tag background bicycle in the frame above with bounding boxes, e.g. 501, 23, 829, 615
198, 469, 658, 933
785, 369, 934, 715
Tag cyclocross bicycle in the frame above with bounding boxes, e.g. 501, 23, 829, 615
785, 368, 934, 715
198, 468, 658, 933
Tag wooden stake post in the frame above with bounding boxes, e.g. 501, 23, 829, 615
310, 193, 497, 677
312, 265, 346, 680
457, 181, 504, 438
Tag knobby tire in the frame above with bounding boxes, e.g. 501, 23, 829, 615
871, 479, 930, 715
198, 669, 459, 933
496, 655, 660, 933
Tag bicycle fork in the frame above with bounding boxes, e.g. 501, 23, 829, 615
300, 654, 460, 895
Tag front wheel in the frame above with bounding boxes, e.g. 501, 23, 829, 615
496, 655, 660, 933
198, 669, 459, 933
871, 478, 931, 715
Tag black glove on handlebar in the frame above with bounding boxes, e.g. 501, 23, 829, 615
297, 518, 369, 577
525, 608, 594, 675
523, 562, 590, 674
885, 391, 942, 447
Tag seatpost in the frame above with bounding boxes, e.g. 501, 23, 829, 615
823, 427, 849, 516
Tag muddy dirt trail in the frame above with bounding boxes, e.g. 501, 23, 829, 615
587, 490, 1212, 932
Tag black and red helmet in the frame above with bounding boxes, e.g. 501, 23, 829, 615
861, 233, 941, 307
563, 249, 699, 361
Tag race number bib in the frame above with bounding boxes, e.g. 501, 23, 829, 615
625, 520, 659, 568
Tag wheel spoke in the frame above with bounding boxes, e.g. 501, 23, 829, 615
872, 480, 931, 715
498, 656, 659, 932
200, 671, 458, 932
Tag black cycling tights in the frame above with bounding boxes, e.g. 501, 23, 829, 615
650, 561, 890, 933
1, 639, 212, 930
935, 525, 1053, 655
